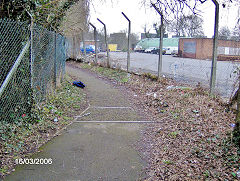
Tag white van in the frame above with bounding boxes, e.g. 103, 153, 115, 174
164, 47, 178, 55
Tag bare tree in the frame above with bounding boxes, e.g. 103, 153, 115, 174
185, 15, 205, 37
149, 0, 235, 18
153, 20, 169, 37
149, 0, 204, 19
166, 18, 183, 37
233, 23, 240, 37
219, 26, 231, 39
130, 33, 140, 49
149, 0, 240, 132
108, 31, 139, 51
167, 14, 204, 37
143, 24, 152, 38
59, 0, 89, 36
232, 6, 240, 38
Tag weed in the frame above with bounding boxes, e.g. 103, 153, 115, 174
169, 131, 179, 138
163, 160, 174, 165
142, 72, 158, 81
0, 75, 86, 177
80, 62, 129, 84
121, 77, 129, 83
203, 170, 210, 178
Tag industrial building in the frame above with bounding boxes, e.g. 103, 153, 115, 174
178, 38, 240, 60
134, 38, 179, 51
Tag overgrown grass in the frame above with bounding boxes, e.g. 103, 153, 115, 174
0, 75, 86, 177
79, 62, 129, 83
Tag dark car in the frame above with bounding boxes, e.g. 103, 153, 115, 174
151, 48, 166, 55
151, 48, 159, 54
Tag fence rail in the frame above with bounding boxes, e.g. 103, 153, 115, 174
0, 18, 66, 124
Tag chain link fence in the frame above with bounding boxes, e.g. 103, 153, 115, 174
65, 32, 239, 98
106, 52, 239, 98
66, 35, 83, 60
0, 18, 66, 124
32, 24, 65, 103
65, 33, 97, 61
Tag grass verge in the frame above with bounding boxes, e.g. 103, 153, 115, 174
0, 75, 87, 178
77, 62, 129, 83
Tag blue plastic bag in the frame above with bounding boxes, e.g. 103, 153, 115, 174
72, 81, 85, 88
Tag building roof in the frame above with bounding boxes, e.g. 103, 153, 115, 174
136, 38, 179, 49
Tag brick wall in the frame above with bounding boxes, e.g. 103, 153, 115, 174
179, 38, 240, 60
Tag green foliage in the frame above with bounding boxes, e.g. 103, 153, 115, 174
0, 1, 36, 22
33, 0, 79, 30
80, 63, 92, 69
0, 75, 86, 177
0, 50, 32, 125
142, 72, 158, 81
162, 160, 174, 165
169, 131, 179, 138
233, 128, 240, 150
121, 77, 129, 83
203, 170, 210, 178
218, 134, 240, 179
0, 0, 79, 30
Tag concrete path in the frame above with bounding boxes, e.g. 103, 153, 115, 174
5, 63, 147, 181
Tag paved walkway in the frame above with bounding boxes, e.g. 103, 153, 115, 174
5, 63, 147, 181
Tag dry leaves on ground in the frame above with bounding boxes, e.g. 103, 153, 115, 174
126, 75, 239, 180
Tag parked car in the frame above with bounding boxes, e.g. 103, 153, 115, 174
134, 45, 143, 52
81, 45, 95, 54
144, 47, 156, 53
164, 47, 178, 55
171, 49, 178, 55
151, 48, 166, 55
151, 48, 159, 54
164, 47, 171, 55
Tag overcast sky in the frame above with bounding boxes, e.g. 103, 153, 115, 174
89, 0, 239, 38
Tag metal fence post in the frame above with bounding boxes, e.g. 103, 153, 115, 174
30, 19, 34, 88
152, 3, 163, 79
0, 41, 30, 98
72, 36, 76, 59
61, 36, 66, 83
29, 17, 34, 113
82, 30, 86, 61
97, 18, 110, 68
25, 10, 34, 88
210, 0, 219, 94
89, 22, 98, 64
122, 12, 131, 73
54, 32, 57, 89
158, 16, 163, 78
